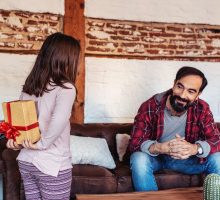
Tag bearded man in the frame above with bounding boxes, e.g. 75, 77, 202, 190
129, 66, 220, 191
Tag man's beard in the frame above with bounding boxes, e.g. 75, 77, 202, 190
169, 94, 193, 113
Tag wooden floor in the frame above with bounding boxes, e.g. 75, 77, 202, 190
76, 187, 203, 200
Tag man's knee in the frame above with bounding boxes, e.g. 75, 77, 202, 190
207, 152, 220, 174
130, 151, 151, 170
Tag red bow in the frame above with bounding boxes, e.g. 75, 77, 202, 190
0, 121, 20, 141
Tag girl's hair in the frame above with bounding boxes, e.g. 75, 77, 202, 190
23, 32, 80, 97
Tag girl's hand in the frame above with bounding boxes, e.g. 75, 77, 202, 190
6, 139, 23, 151
22, 139, 38, 150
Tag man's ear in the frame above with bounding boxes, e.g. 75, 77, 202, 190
172, 79, 177, 90
195, 92, 201, 100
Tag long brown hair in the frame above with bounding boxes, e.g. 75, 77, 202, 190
23, 32, 80, 97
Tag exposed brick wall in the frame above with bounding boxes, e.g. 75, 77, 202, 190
0, 10, 63, 54
85, 18, 220, 61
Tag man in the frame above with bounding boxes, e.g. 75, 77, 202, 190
129, 66, 220, 191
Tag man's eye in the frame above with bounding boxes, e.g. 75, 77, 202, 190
188, 90, 195, 94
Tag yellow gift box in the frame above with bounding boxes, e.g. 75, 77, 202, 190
2, 100, 41, 144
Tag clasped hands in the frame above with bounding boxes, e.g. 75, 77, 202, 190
150, 134, 198, 160
6, 139, 38, 150
165, 134, 197, 159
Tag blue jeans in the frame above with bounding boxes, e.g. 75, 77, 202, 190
130, 151, 220, 191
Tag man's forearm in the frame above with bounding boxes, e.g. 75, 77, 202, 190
149, 142, 168, 154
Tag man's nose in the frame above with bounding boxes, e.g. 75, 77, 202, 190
179, 90, 187, 99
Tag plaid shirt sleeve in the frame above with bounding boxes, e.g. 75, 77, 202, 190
129, 98, 156, 153
201, 106, 220, 154
187, 100, 220, 155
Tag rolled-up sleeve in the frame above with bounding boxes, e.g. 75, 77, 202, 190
141, 140, 159, 156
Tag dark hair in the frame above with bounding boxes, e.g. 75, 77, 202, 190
23, 32, 80, 97
175, 66, 208, 92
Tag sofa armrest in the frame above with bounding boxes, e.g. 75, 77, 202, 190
0, 137, 7, 152
2, 148, 21, 200
0, 138, 7, 177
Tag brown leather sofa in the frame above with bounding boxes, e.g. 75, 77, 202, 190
1, 123, 220, 200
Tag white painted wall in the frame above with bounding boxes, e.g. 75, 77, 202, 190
0, 0, 64, 15
85, 0, 220, 25
0, 0, 64, 120
85, 58, 220, 123
1, 0, 220, 123
84, 0, 220, 123
0, 53, 36, 120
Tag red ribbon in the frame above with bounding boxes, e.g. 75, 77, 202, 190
0, 121, 20, 141
0, 102, 39, 141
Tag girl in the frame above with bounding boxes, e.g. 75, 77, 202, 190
6, 32, 80, 200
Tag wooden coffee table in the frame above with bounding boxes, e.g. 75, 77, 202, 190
76, 187, 203, 200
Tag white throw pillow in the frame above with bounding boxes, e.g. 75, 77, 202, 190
116, 133, 131, 162
70, 135, 116, 169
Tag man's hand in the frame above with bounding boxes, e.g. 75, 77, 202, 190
169, 134, 198, 159
149, 135, 184, 155
6, 139, 23, 151
22, 139, 38, 150
149, 134, 198, 159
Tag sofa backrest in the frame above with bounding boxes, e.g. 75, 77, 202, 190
70, 122, 220, 160
70, 123, 133, 160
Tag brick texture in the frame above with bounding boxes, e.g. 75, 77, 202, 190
0, 10, 63, 53
86, 18, 220, 61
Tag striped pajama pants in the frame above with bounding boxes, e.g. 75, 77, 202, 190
18, 161, 72, 200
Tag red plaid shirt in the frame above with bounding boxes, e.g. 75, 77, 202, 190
129, 89, 220, 155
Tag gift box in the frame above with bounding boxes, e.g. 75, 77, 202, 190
1, 100, 40, 144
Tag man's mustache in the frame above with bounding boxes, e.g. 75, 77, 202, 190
174, 95, 189, 103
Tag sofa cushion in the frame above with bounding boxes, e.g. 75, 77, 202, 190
116, 133, 130, 162
114, 163, 133, 192
71, 164, 117, 195
155, 170, 203, 189
70, 135, 116, 169
70, 123, 133, 160
71, 176, 117, 195
115, 162, 131, 177
72, 164, 114, 177
114, 163, 203, 192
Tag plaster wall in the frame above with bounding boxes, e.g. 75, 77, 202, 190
85, 58, 220, 123
84, 0, 220, 123
0, 0, 64, 15
85, 0, 220, 25
0, 1, 63, 120
0, 0, 220, 123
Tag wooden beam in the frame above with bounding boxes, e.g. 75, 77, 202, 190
64, 0, 85, 123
